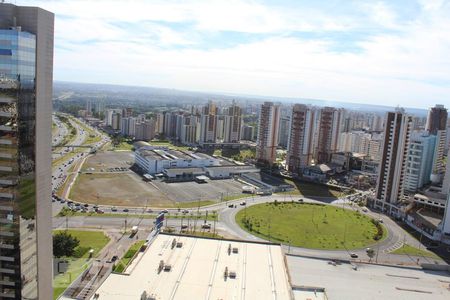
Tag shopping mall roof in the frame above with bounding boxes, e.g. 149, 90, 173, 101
91, 233, 293, 300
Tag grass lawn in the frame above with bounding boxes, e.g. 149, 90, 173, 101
175, 200, 217, 208
53, 230, 110, 299
113, 240, 145, 273
148, 140, 190, 151
277, 179, 344, 198
223, 193, 254, 201
112, 141, 134, 151
236, 202, 386, 250
57, 208, 218, 221
391, 244, 440, 259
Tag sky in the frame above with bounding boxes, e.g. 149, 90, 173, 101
19, 0, 450, 108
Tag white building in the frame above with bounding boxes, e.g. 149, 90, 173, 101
404, 132, 436, 192
135, 146, 219, 174
120, 117, 136, 136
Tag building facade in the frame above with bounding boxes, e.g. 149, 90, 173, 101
256, 102, 280, 164
404, 133, 436, 192
199, 101, 218, 145
0, 3, 54, 299
426, 104, 447, 135
316, 107, 344, 164
374, 110, 413, 215
286, 104, 314, 173
223, 102, 242, 143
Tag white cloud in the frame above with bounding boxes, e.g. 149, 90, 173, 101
18, 0, 450, 108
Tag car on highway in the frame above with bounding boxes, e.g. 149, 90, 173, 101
111, 207, 117, 212
228, 204, 234, 208
298, 198, 304, 203
350, 253, 358, 258
181, 225, 188, 229
201, 223, 211, 229
240, 201, 246, 206
111, 255, 118, 262
160, 209, 169, 214
123, 208, 129, 212
182, 209, 189, 214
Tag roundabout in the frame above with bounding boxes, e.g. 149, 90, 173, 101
235, 202, 386, 250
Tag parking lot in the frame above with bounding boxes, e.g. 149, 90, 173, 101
153, 179, 244, 202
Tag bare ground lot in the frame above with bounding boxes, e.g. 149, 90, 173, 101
71, 151, 245, 207
70, 172, 172, 207
82, 151, 134, 171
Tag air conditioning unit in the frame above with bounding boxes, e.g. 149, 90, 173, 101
229, 271, 237, 279
232, 247, 238, 254
164, 264, 172, 272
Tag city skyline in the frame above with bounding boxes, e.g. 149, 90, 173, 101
18, 0, 450, 109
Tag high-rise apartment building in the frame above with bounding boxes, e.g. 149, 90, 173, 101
426, 104, 447, 135
404, 132, 436, 192
199, 101, 218, 144
316, 107, 343, 164
135, 120, 155, 141
223, 102, 242, 143
374, 110, 413, 215
111, 112, 121, 130
286, 104, 314, 172
0, 3, 54, 299
256, 102, 280, 164
120, 117, 136, 136
241, 125, 254, 141
278, 115, 290, 148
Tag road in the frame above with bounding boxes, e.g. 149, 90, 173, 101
52, 113, 110, 215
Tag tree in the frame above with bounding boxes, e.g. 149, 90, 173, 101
366, 248, 375, 262
53, 231, 80, 258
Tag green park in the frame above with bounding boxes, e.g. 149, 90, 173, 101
236, 202, 386, 250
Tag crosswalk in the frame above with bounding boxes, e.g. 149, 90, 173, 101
383, 240, 403, 253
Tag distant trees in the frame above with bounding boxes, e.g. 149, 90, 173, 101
53, 231, 80, 258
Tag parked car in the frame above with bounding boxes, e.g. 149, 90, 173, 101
350, 253, 358, 258
201, 223, 211, 229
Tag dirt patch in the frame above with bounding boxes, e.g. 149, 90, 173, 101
70, 173, 173, 207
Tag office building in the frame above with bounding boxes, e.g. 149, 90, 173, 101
426, 104, 447, 135
404, 132, 436, 192
374, 110, 413, 215
0, 3, 54, 299
223, 101, 242, 143
286, 104, 314, 172
316, 107, 343, 164
431, 129, 447, 181
256, 102, 280, 164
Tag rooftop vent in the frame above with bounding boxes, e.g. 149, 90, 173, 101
164, 264, 172, 272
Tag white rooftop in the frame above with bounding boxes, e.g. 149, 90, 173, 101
92, 234, 293, 300
287, 255, 450, 300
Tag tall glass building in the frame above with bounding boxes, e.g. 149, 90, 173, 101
0, 3, 54, 299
